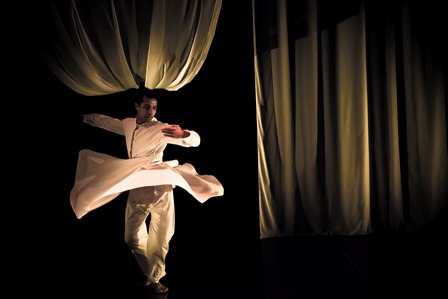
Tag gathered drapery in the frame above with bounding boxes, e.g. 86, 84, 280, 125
37, 0, 447, 238
39, 0, 222, 95
253, 0, 447, 237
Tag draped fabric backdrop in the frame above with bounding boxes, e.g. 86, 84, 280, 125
253, 0, 447, 238
39, 0, 447, 239
39, 0, 222, 95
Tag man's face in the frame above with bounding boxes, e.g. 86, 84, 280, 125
136, 96, 157, 124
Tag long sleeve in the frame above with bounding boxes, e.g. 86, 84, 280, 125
83, 113, 125, 135
164, 130, 200, 147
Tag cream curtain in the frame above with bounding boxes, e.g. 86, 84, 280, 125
253, 0, 447, 237
39, 0, 222, 96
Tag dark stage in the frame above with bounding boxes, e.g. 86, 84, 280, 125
36, 217, 447, 298
21, 1, 448, 299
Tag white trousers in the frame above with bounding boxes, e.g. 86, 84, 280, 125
124, 185, 175, 283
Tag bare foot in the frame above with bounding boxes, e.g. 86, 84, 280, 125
150, 282, 169, 293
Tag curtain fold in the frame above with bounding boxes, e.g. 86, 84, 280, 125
39, 0, 222, 96
146, 0, 221, 90
400, 1, 447, 229
254, 0, 447, 237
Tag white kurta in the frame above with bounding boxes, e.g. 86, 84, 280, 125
70, 114, 224, 219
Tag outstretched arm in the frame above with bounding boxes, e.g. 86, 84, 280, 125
82, 113, 125, 135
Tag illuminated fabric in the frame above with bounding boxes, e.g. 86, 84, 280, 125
70, 114, 224, 218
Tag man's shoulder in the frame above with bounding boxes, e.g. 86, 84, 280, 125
122, 117, 136, 123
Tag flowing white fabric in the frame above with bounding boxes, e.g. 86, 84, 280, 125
70, 149, 224, 219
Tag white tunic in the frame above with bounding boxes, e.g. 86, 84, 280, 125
70, 114, 224, 219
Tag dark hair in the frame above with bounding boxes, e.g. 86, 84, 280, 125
135, 86, 161, 105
